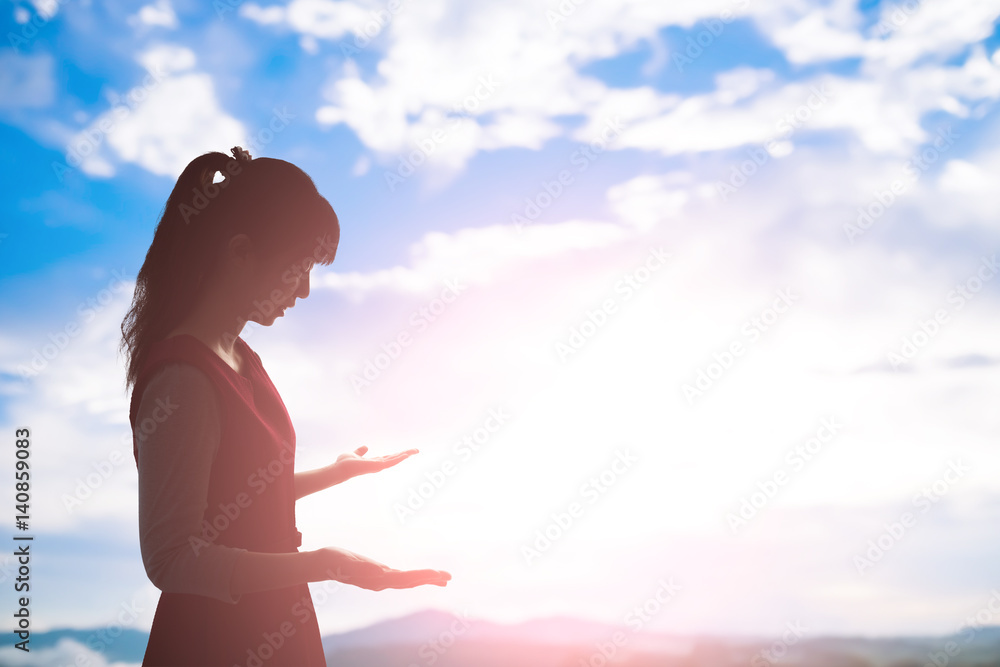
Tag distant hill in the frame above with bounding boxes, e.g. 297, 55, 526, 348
8, 613, 1000, 667
319, 612, 1000, 667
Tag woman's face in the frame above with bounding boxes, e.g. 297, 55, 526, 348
244, 245, 315, 326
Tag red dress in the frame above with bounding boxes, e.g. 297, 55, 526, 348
129, 334, 327, 667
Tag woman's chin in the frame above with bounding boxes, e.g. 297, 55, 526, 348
247, 312, 282, 327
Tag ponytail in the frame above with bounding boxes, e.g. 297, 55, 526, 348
120, 148, 338, 390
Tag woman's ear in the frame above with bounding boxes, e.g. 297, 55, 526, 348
226, 234, 255, 267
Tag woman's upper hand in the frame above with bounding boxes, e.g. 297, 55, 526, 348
333, 446, 418, 482
313, 546, 451, 591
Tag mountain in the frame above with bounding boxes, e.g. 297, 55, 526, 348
11, 613, 1000, 667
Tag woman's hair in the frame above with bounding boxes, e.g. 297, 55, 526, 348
120, 148, 339, 390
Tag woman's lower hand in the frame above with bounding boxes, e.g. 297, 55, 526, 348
314, 546, 451, 591
332, 446, 419, 483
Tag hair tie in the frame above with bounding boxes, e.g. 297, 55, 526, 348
231, 146, 252, 162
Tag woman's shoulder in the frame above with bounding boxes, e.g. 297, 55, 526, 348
142, 362, 218, 406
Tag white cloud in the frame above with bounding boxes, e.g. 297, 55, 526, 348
0, 52, 55, 109
0, 273, 137, 534
238, 2, 287, 25
0, 637, 140, 667
28, 0, 59, 20
128, 0, 179, 29
284, 0, 767, 172
597, 47, 1000, 156
240, 0, 1000, 176
764, 2, 868, 64
863, 0, 1000, 69
136, 43, 195, 74
65, 45, 245, 178
316, 218, 627, 298
240, 0, 371, 38
931, 132, 1000, 230
606, 172, 694, 231
939, 158, 991, 194
752, 0, 1000, 69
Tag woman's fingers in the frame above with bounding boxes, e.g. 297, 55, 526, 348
341, 569, 449, 590
383, 448, 418, 460
385, 569, 451, 588
354, 445, 369, 456
320, 546, 449, 590
378, 449, 419, 467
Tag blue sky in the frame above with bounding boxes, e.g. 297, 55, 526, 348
3, 0, 1000, 657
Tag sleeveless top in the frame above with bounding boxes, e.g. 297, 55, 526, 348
129, 334, 327, 666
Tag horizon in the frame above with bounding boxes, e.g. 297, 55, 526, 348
19, 604, 1000, 638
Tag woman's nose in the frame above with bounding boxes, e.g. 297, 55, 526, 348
297, 272, 310, 300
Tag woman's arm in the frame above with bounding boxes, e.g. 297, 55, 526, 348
294, 446, 418, 501
136, 363, 249, 603
230, 547, 451, 597
137, 365, 449, 601
229, 550, 325, 595
293, 464, 344, 501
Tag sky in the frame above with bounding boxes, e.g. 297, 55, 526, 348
2, 0, 1000, 651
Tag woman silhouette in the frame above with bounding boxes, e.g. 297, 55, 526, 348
121, 147, 450, 666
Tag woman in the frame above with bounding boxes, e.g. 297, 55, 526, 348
121, 147, 450, 666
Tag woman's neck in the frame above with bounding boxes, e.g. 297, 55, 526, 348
162, 325, 246, 376
162, 294, 248, 374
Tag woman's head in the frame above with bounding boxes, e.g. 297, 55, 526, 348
121, 147, 339, 388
